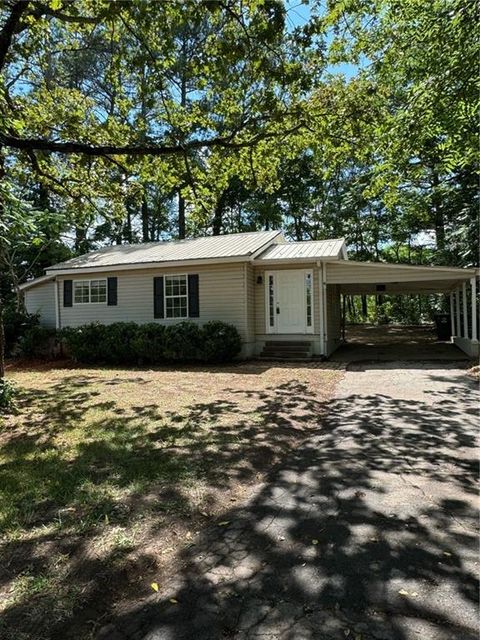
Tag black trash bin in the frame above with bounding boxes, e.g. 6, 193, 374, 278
434, 313, 451, 341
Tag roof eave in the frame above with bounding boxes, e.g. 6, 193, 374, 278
19, 274, 55, 291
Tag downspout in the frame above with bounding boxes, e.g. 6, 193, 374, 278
54, 277, 60, 330
449, 292, 455, 339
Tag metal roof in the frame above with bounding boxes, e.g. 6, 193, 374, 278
47, 230, 282, 272
255, 238, 346, 262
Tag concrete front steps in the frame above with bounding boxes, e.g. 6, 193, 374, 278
259, 340, 313, 361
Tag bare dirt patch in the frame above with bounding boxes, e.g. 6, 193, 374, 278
0, 361, 342, 640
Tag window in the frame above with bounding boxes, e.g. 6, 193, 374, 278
91, 279, 107, 303
74, 279, 107, 304
268, 275, 275, 327
165, 274, 188, 318
305, 272, 312, 328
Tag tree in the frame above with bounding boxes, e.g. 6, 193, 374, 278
325, 0, 479, 265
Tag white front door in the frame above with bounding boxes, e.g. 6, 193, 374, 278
266, 270, 312, 334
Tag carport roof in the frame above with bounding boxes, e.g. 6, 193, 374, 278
326, 259, 478, 294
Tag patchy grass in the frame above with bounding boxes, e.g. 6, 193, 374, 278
0, 360, 342, 640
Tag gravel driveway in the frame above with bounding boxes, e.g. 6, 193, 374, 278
101, 362, 479, 640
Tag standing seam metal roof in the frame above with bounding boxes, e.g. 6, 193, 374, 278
255, 239, 346, 261
47, 230, 282, 270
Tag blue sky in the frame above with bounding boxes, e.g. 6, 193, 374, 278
284, 0, 361, 79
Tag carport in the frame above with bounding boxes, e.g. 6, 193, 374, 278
325, 260, 479, 359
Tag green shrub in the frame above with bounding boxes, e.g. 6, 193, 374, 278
164, 321, 203, 362
61, 323, 108, 363
102, 322, 139, 364
3, 305, 39, 355
61, 320, 241, 365
18, 325, 57, 358
201, 321, 242, 362
131, 323, 166, 364
0, 378, 17, 412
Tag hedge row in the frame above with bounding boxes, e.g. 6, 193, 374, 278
22, 321, 242, 364
4, 306, 40, 356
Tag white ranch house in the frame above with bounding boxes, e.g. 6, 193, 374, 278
20, 230, 479, 359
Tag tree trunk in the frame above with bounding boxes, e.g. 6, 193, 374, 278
212, 189, 227, 236
177, 37, 187, 240
294, 215, 302, 241
125, 209, 132, 244
347, 295, 356, 322
0, 151, 5, 379
431, 166, 445, 255
361, 295, 368, 319
74, 225, 87, 253
178, 194, 186, 239
141, 195, 149, 242
0, 300, 4, 379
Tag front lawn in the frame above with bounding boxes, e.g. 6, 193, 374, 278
0, 361, 342, 640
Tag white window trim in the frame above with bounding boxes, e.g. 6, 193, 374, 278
72, 278, 108, 305
264, 269, 314, 335
265, 272, 277, 334
164, 273, 189, 320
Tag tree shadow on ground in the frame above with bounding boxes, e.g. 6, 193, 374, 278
98, 368, 479, 640
0, 367, 336, 640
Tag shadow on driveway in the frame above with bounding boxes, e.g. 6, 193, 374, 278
100, 363, 479, 640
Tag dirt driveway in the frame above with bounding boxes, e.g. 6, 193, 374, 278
102, 362, 479, 640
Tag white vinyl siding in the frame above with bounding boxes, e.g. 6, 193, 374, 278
24, 280, 57, 328
58, 263, 248, 342
244, 263, 256, 357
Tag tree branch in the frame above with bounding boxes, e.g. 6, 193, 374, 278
0, 1, 101, 72
31, 2, 99, 25
0, 1, 30, 71
0, 126, 303, 157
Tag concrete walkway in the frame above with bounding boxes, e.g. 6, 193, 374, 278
101, 363, 479, 640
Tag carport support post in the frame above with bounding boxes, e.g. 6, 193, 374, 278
471, 277, 478, 342
462, 282, 468, 338
449, 292, 455, 338
456, 287, 461, 337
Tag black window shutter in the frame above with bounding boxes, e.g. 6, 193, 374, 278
107, 277, 118, 305
64, 280, 73, 307
188, 274, 199, 318
153, 277, 164, 318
